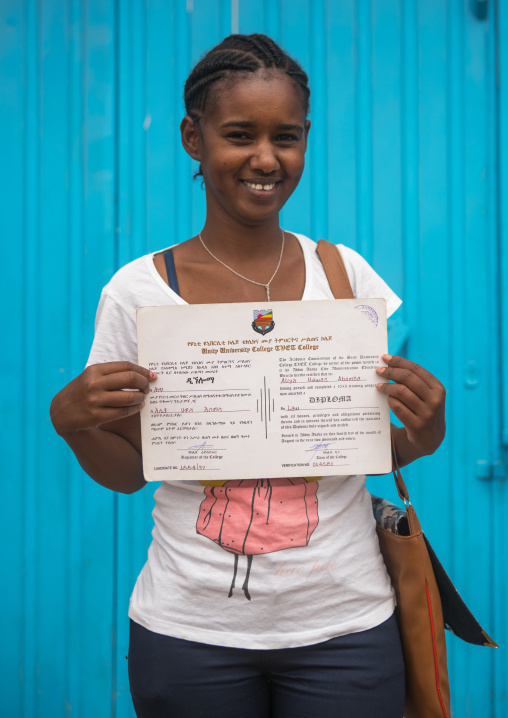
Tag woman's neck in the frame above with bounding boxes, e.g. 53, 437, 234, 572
200, 212, 283, 262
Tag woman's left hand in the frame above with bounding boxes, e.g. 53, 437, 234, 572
376, 354, 446, 458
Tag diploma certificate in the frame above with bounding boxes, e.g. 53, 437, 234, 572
137, 299, 391, 481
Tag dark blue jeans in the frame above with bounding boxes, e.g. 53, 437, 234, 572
128, 614, 405, 718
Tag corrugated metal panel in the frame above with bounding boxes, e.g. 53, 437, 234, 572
0, 1, 506, 716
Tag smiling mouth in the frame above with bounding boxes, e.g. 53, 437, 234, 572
242, 180, 279, 192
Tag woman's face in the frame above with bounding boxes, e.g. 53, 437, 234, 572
186, 71, 310, 228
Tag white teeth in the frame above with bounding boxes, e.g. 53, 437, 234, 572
245, 181, 276, 191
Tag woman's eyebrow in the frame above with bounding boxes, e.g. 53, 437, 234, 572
221, 120, 255, 128
277, 123, 303, 132
220, 120, 303, 131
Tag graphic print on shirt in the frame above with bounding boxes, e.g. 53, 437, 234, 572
196, 477, 319, 600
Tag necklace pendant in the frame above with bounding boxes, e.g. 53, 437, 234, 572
199, 230, 285, 305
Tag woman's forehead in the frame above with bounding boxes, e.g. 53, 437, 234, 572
205, 71, 307, 125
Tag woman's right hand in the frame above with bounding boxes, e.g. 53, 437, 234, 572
50, 361, 157, 437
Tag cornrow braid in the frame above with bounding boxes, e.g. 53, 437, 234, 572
184, 33, 310, 120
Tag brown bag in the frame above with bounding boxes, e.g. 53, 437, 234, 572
316, 239, 453, 717
378, 453, 451, 717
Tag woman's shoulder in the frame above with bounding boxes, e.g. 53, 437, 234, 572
103, 251, 156, 292
101, 246, 179, 307
291, 233, 370, 266
289, 232, 378, 281
290, 233, 402, 317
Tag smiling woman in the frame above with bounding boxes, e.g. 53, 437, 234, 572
181, 72, 308, 258
49, 32, 446, 718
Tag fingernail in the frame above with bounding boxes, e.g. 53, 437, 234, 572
141, 401, 146, 408
382, 354, 392, 362
376, 383, 384, 389
150, 372, 157, 379
376, 367, 385, 374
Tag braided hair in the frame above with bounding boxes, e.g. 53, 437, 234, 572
184, 34, 310, 178
184, 34, 310, 119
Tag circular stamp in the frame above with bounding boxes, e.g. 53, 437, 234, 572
354, 304, 379, 327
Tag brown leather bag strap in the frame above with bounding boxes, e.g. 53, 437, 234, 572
390, 437, 407, 499
316, 239, 415, 514
316, 239, 355, 299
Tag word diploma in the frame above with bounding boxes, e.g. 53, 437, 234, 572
137, 299, 391, 481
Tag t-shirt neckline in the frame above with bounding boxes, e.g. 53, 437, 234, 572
145, 232, 313, 304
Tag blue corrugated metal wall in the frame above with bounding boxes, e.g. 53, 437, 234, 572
1, 1, 506, 716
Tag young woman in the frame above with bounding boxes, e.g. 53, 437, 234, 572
51, 34, 446, 718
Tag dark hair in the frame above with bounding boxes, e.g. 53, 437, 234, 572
184, 34, 310, 179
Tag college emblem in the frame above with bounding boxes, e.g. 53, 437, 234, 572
252, 309, 275, 336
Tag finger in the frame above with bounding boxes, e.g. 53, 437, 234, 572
376, 365, 432, 403
94, 361, 157, 381
99, 389, 147, 409
376, 380, 426, 415
98, 369, 153, 394
94, 403, 146, 427
380, 354, 443, 391
385, 396, 419, 429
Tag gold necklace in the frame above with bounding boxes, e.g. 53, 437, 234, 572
198, 230, 285, 302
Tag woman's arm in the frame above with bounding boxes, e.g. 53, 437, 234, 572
375, 354, 446, 469
50, 361, 157, 493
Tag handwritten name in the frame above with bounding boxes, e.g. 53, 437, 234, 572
309, 396, 351, 403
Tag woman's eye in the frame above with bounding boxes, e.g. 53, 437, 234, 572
277, 134, 298, 143
228, 132, 251, 141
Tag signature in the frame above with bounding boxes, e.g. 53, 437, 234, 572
188, 441, 215, 451
306, 442, 334, 453
305, 441, 335, 465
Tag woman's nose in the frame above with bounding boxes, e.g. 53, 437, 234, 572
249, 142, 280, 173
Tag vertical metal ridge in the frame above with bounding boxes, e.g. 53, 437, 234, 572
355, 0, 373, 261
67, 0, 85, 713
309, 0, 327, 241
231, 0, 239, 34
489, 3, 505, 712
115, 0, 125, 268
175, 0, 192, 240
113, 0, 120, 272
487, 5, 499, 699
263, 0, 280, 51
276, 0, 288, 231
22, 0, 40, 714
498, 0, 508, 450
400, 0, 419, 341
0, 0, 26, 713
493, 3, 508, 710
445, 1, 465, 700
446, 0, 465, 538
136, 0, 148, 257
112, 3, 120, 713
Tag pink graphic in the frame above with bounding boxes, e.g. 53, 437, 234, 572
196, 478, 319, 599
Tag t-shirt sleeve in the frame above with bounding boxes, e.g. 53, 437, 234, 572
337, 244, 402, 318
86, 291, 138, 367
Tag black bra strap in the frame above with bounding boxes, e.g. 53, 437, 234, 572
163, 249, 180, 295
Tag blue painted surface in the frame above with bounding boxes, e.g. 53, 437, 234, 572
0, 1, 506, 715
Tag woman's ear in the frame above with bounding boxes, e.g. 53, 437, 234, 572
303, 119, 311, 150
180, 115, 201, 161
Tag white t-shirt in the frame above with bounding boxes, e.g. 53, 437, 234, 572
87, 233, 402, 650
